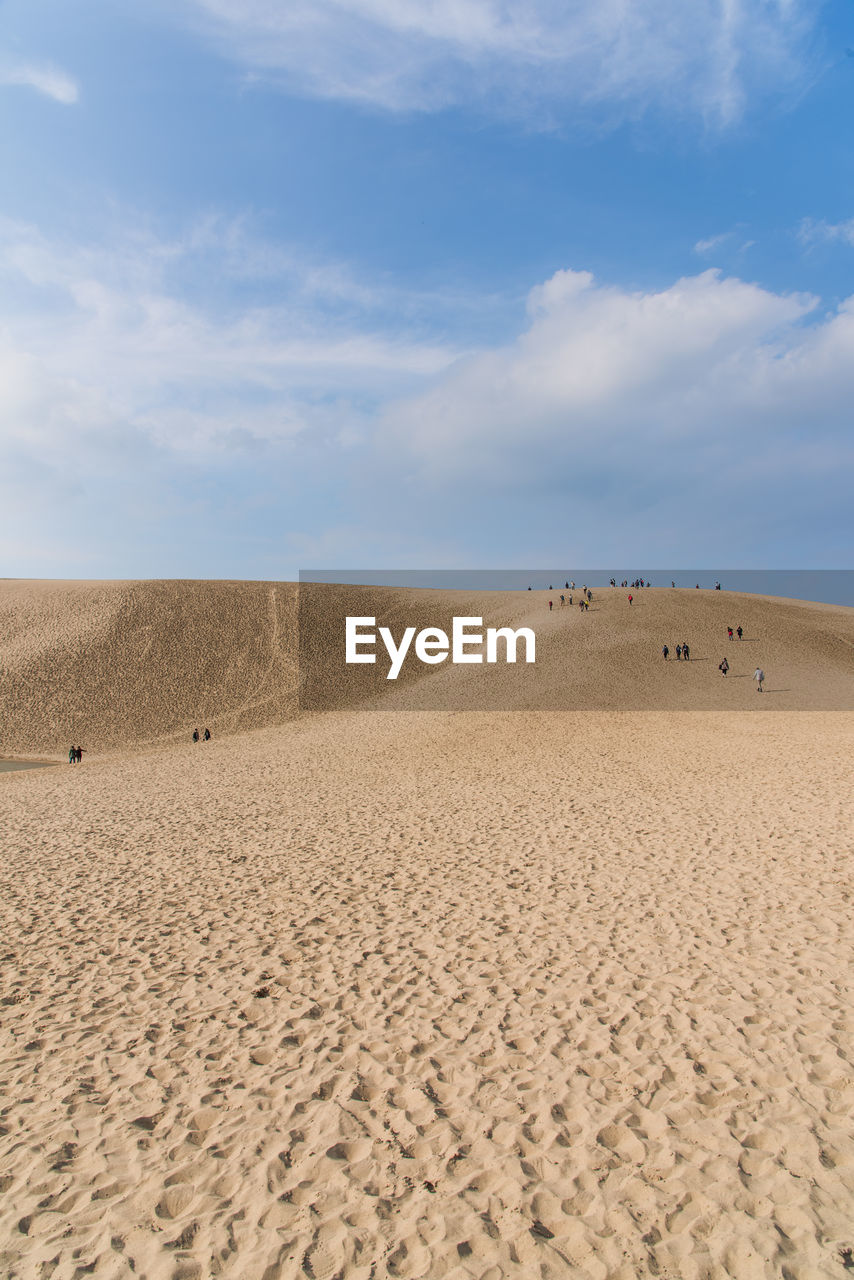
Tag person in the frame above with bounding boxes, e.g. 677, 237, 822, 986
549, 599, 553, 611
565, 582, 569, 589
737, 626, 743, 640
671, 580, 675, 588
719, 657, 729, 676
560, 594, 565, 606
727, 627, 734, 641
675, 644, 682, 660
754, 668, 765, 692
662, 644, 669, 660
628, 593, 633, 605
69, 745, 76, 765
682, 641, 690, 661
76, 747, 83, 763
192, 729, 199, 743
203, 728, 211, 740
715, 581, 721, 590
586, 588, 592, 602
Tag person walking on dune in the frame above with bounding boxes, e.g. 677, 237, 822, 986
549, 599, 553, 611
682, 641, 690, 661
727, 627, 734, 641
192, 729, 199, 743
675, 644, 682, 660
662, 644, 669, 660
203, 728, 211, 740
628, 593, 633, 605
68, 745, 76, 765
754, 668, 765, 693
719, 657, 729, 677
737, 625, 743, 640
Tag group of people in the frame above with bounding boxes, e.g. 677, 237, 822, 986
192, 728, 212, 743
67, 745, 84, 764
727, 626, 745, 640
661, 642, 691, 660
549, 587, 593, 611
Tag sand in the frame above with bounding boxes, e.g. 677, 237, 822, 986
2, 582, 854, 1279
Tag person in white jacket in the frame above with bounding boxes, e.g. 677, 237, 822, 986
754, 668, 765, 692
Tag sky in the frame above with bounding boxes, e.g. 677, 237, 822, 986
1, 0, 853, 578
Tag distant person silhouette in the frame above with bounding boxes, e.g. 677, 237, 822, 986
68, 746, 76, 765
719, 658, 729, 677
737, 626, 743, 640
682, 642, 690, 661
675, 644, 682, 660
754, 668, 765, 692
203, 728, 211, 741
192, 729, 199, 743
662, 645, 669, 660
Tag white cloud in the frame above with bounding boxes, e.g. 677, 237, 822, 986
2, 217, 853, 570
0, 62, 78, 104
0, 217, 459, 461
798, 216, 854, 247
378, 266, 854, 490
694, 232, 731, 255
178, 0, 819, 125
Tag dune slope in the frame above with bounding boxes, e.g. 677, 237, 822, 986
2, 580, 854, 756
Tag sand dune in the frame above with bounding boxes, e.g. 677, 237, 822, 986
2, 581, 854, 1278
0, 580, 298, 756
2, 580, 854, 756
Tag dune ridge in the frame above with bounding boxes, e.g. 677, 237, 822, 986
2, 580, 854, 756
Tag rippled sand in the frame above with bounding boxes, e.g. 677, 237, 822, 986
2, 705, 853, 1279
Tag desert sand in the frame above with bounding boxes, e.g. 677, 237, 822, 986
1, 581, 853, 1279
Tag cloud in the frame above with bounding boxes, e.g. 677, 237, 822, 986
378, 266, 854, 493
0, 217, 460, 463
0, 62, 78, 104
177, 0, 819, 126
3, 216, 853, 571
694, 232, 732, 255
798, 216, 854, 247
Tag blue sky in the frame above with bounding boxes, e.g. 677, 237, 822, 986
1, 0, 853, 576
